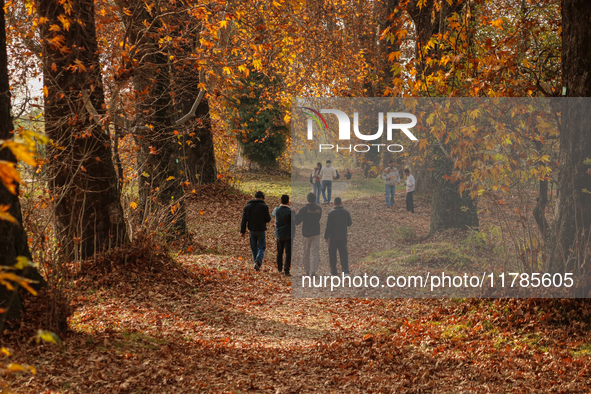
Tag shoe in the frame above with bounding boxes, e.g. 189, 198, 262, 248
284, 271, 291, 277
254, 260, 261, 271
305, 271, 310, 276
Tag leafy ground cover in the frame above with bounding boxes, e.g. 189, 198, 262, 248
3, 180, 591, 393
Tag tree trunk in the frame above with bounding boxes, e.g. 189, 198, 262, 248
173, 71, 217, 185
118, 2, 187, 237
0, 0, 46, 323
550, 0, 591, 273
36, 0, 127, 260
429, 149, 479, 235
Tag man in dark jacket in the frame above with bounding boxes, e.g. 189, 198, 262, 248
272, 195, 294, 276
240, 191, 271, 271
295, 192, 322, 276
324, 197, 352, 275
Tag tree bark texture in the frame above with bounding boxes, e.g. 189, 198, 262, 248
551, 0, 591, 272
0, 0, 46, 323
429, 149, 479, 235
36, 0, 127, 260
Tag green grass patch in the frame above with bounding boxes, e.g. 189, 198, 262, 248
237, 173, 291, 197
573, 343, 591, 357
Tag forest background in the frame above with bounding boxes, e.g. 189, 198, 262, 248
1, 0, 591, 392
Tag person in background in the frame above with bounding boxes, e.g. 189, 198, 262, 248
311, 162, 322, 204
382, 160, 400, 208
345, 168, 352, 180
319, 160, 337, 204
295, 192, 322, 276
403, 168, 415, 214
324, 197, 352, 275
240, 191, 271, 271
272, 194, 293, 276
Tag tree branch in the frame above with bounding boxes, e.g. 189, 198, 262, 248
175, 69, 205, 125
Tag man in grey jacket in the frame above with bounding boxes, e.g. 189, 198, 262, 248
324, 197, 352, 275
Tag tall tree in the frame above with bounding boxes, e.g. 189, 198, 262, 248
113, 0, 188, 237
35, 0, 127, 259
0, 0, 45, 323
550, 0, 591, 273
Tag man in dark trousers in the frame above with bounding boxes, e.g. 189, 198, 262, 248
240, 191, 271, 271
272, 194, 294, 276
295, 192, 322, 276
324, 197, 352, 275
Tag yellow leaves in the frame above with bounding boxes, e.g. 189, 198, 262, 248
0, 271, 37, 296
491, 18, 504, 29
66, 59, 87, 73
130, 202, 138, 210
387, 51, 401, 62
223, 66, 233, 75
0, 205, 17, 225
3, 141, 37, 167
6, 363, 36, 374
1, 347, 11, 356
49, 24, 61, 32
35, 330, 61, 346
419, 138, 429, 151
14, 256, 35, 270
253, 58, 262, 71
166, 176, 175, 181
220, 20, 228, 29
469, 108, 481, 119
0, 161, 21, 194
238, 65, 250, 77
57, 14, 70, 31
284, 114, 291, 123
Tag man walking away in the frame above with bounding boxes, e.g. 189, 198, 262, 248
382, 160, 400, 208
272, 194, 293, 276
319, 160, 337, 204
240, 191, 271, 271
324, 197, 353, 275
295, 192, 322, 276
404, 168, 415, 214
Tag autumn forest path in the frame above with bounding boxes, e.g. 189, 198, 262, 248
7, 182, 591, 393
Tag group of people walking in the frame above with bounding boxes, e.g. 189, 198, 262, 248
239, 161, 416, 276
240, 191, 352, 277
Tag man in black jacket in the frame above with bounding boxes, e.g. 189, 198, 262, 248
324, 197, 352, 275
295, 192, 322, 276
272, 195, 294, 276
240, 191, 271, 271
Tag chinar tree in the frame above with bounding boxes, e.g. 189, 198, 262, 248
35, 0, 127, 260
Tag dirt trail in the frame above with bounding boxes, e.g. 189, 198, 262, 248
6, 187, 591, 393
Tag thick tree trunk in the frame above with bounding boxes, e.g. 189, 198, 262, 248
36, 0, 127, 260
0, 0, 46, 323
550, 1, 591, 273
429, 150, 479, 235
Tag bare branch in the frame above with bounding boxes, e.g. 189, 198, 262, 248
175, 69, 206, 126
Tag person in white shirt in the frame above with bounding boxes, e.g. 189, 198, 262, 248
403, 168, 415, 214
381, 160, 400, 208
319, 160, 337, 204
